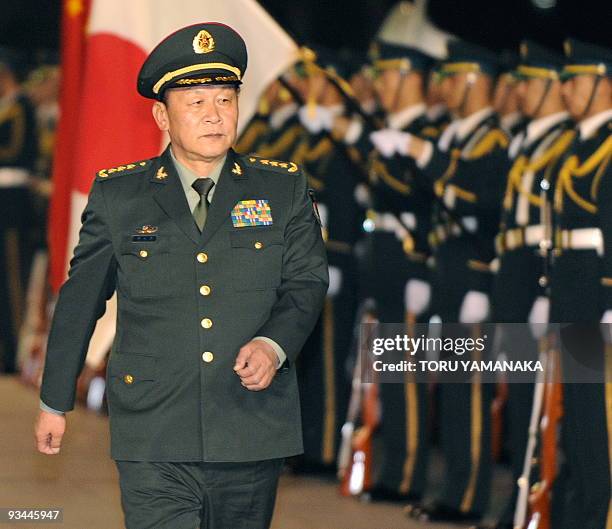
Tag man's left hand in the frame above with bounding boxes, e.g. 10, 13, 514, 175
233, 339, 278, 391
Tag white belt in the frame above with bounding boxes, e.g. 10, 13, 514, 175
434, 216, 478, 243
367, 210, 415, 241
0, 168, 30, 188
558, 228, 603, 256
503, 225, 546, 251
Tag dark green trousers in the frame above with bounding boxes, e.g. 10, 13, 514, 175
115, 458, 284, 529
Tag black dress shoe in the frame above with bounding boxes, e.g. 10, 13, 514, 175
361, 486, 421, 504
406, 502, 482, 524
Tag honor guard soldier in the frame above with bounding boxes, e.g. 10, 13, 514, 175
251, 67, 307, 161
288, 48, 364, 473
550, 38, 612, 529
0, 47, 38, 373
329, 40, 436, 504
487, 40, 573, 529
35, 22, 328, 529
392, 40, 510, 524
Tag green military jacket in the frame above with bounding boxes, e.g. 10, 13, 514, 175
40, 145, 329, 462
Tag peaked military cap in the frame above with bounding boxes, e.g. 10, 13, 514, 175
562, 38, 612, 79
137, 22, 248, 100
369, 39, 434, 73
440, 39, 500, 77
516, 40, 564, 80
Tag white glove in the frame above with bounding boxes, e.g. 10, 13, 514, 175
405, 279, 431, 317
319, 107, 335, 131
600, 309, 612, 344
528, 296, 550, 340
327, 266, 343, 298
298, 105, 328, 134
459, 291, 490, 324
370, 129, 412, 158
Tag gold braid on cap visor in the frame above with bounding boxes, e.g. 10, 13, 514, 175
516, 65, 559, 80
562, 63, 607, 76
153, 63, 242, 94
441, 62, 481, 74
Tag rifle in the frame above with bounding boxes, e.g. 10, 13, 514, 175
513, 336, 550, 529
525, 333, 563, 529
338, 304, 380, 496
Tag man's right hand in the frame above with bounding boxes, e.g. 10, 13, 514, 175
35, 410, 66, 455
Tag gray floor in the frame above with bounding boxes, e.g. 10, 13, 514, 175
1, 374, 512, 529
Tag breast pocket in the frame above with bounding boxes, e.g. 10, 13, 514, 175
106, 353, 160, 412
118, 235, 172, 298
230, 228, 284, 291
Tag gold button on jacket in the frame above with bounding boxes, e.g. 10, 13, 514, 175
202, 351, 214, 363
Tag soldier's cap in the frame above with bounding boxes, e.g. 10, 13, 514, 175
562, 38, 612, 79
368, 39, 434, 74
137, 22, 248, 100
498, 49, 520, 77
515, 40, 564, 81
439, 40, 500, 78
294, 45, 359, 80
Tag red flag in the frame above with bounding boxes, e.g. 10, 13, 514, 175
48, 0, 91, 293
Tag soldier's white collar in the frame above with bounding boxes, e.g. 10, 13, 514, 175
578, 108, 612, 140
500, 112, 522, 134
387, 103, 427, 130
524, 111, 569, 148
426, 103, 447, 122
455, 107, 494, 142
270, 103, 298, 131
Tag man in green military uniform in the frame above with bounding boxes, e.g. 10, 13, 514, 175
550, 38, 612, 529
34, 22, 328, 529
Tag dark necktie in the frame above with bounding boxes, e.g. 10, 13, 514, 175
191, 177, 215, 231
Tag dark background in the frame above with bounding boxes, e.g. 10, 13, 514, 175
0, 0, 610, 63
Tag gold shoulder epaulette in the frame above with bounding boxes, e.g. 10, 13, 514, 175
96, 159, 152, 181
243, 155, 300, 174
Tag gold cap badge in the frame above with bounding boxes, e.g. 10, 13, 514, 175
193, 30, 215, 54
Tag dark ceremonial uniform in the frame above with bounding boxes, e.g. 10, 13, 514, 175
345, 40, 437, 500
290, 128, 363, 470
550, 112, 612, 529
412, 42, 512, 522
489, 42, 574, 529
234, 107, 270, 155
419, 105, 509, 517
352, 42, 444, 502
254, 103, 305, 161
548, 40, 612, 529
0, 88, 38, 373
40, 22, 328, 529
